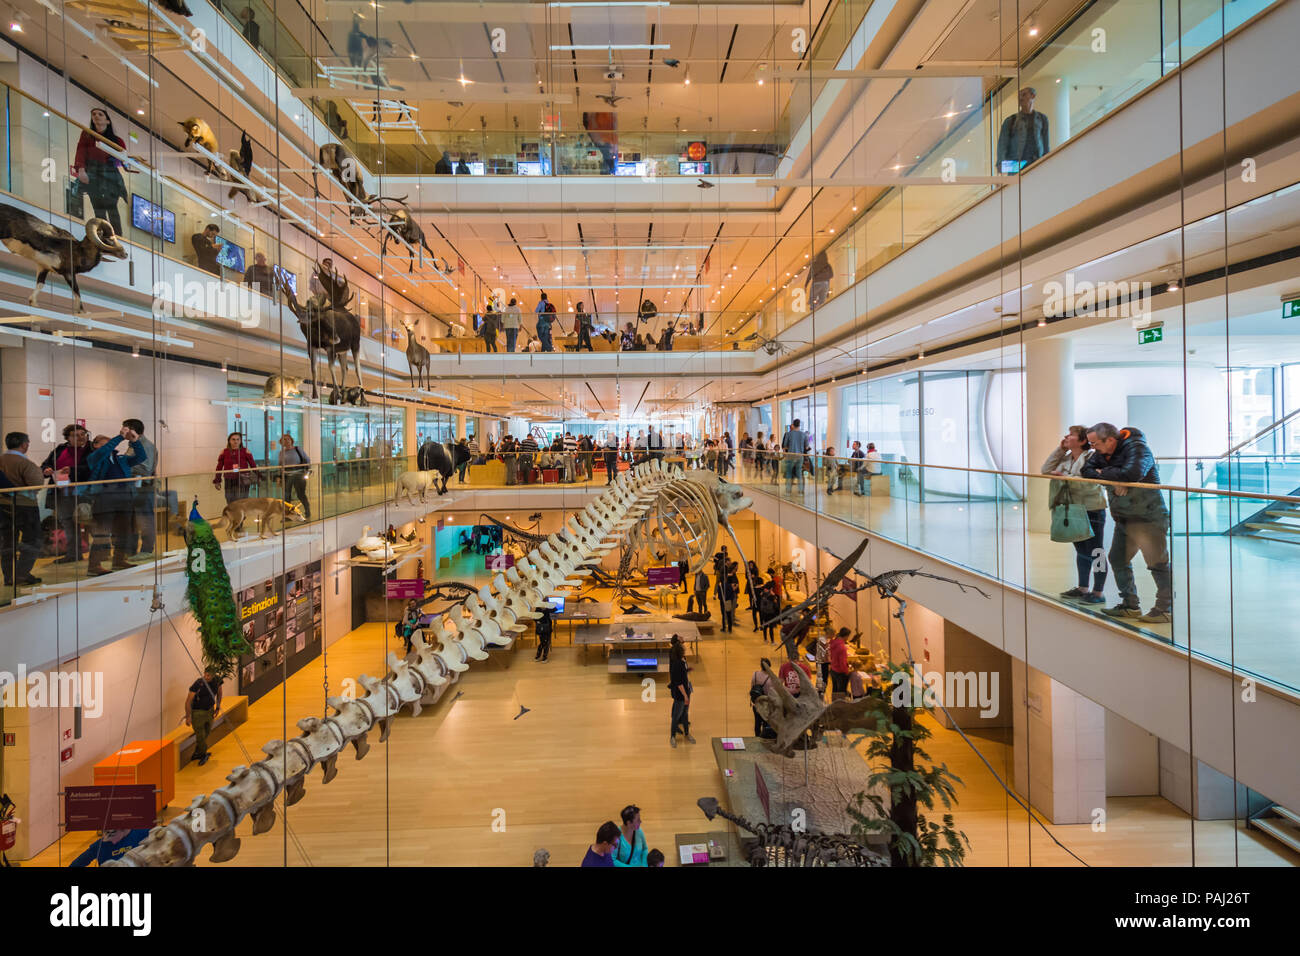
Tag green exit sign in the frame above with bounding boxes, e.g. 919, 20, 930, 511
1283, 297, 1300, 319
1137, 325, 1163, 345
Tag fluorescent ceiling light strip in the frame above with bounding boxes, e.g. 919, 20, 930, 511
549, 2, 669, 6
520, 245, 711, 251
518, 284, 708, 290
549, 44, 671, 51
0, 325, 92, 349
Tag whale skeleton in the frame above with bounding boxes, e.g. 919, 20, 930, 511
106, 460, 752, 866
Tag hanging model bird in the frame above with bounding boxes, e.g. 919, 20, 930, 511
182, 502, 250, 679
596, 93, 627, 107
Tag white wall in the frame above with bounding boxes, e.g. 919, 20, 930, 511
2, 340, 228, 476
1074, 364, 1227, 459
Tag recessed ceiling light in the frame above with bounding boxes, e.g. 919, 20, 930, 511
9, 21, 21, 33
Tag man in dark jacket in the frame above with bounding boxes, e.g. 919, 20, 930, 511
1081, 423, 1172, 625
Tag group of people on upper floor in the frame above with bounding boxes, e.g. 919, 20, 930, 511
737, 421, 883, 495
0, 420, 158, 596
1041, 422, 1171, 626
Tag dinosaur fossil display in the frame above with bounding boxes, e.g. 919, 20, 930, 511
106, 462, 752, 867
696, 797, 885, 867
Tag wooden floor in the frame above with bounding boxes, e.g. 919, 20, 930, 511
28, 599, 1298, 868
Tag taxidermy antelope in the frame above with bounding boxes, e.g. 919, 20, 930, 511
404, 322, 431, 390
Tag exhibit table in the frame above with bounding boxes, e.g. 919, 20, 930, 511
553, 600, 613, 644
573, 617, 701, 671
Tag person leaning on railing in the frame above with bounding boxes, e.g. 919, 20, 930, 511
40, 423, 93, 563
1080, 423, 1172, 625
0, 432, 45, 589
85, 427, 145, 577
1041, 426, 1108, 606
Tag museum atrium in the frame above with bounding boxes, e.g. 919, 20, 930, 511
0, 0, 1297, 886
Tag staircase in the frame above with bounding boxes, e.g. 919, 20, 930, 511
1249, 805, 1300, 855
1232, 487, 1300, 544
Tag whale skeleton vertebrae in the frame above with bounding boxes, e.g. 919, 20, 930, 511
106, 460, 752, 867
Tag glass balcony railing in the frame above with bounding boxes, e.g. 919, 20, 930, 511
713, 448, 1300, 695
0, 78, 444, 337
0, 446, 659, 606
756, 0, 1283, 339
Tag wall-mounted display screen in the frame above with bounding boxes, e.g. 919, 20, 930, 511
273, 264, 297, 296
678, 161, 711, 175
130, 194, 175, 243
215, 237, 246, 272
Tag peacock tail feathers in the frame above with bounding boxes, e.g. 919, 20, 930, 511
183, 502, 248, 679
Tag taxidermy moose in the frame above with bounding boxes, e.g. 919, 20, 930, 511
277, 265, 365, 404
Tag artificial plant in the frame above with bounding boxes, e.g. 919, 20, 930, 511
847, 661, 970, 867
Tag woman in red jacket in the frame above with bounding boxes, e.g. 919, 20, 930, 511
213, 432, 259, 504
71, 108, 128, 236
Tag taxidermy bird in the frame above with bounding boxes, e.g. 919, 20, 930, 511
662, 58, 680, 68
697, 178, 714, 189
596, 93, 627, 107
228, 131, 254, 201
179, 117, 219, 175
401, 530, 418, 543
182, 502, 249, 679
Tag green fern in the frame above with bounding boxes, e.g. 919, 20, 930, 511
182, 503, 249, 679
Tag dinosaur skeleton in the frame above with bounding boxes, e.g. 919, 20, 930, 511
696, 797, 886, 867
757, 539, 991, 756
108, 462, 752, 867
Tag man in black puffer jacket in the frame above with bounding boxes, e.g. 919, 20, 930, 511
1080, 423, 1172, 625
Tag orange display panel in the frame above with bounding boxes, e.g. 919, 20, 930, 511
92, 739, 175, 812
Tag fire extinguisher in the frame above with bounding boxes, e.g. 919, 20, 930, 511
1, 793, 17, 865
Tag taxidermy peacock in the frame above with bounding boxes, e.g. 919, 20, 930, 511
183, 502, 249, 679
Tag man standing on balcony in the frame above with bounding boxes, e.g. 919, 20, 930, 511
996, 87, 1050, 172
502, 297, 522, 352
192, 223, 222, 276
0, 432, 44, 589
781, 419, 809, 494
1081, 423, 1172, 626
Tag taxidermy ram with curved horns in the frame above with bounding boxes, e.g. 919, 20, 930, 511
0, 204, 126, 312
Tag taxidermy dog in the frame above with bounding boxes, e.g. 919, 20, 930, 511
209, 497, 306, 540
263, 374, 303, 400
179, 117, 219, 175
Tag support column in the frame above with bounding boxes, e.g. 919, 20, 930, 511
1012, 661, 1105, 826
1025, 336, 1074, 533
770, 400, 784, 443
822, 386, 842, 453
402, 406, 417, 465
455, 412, 467, 441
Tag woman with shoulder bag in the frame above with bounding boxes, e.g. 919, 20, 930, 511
1042, 425, 1108, 604
71, 108, 129, 235
213, 432, 260, 504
